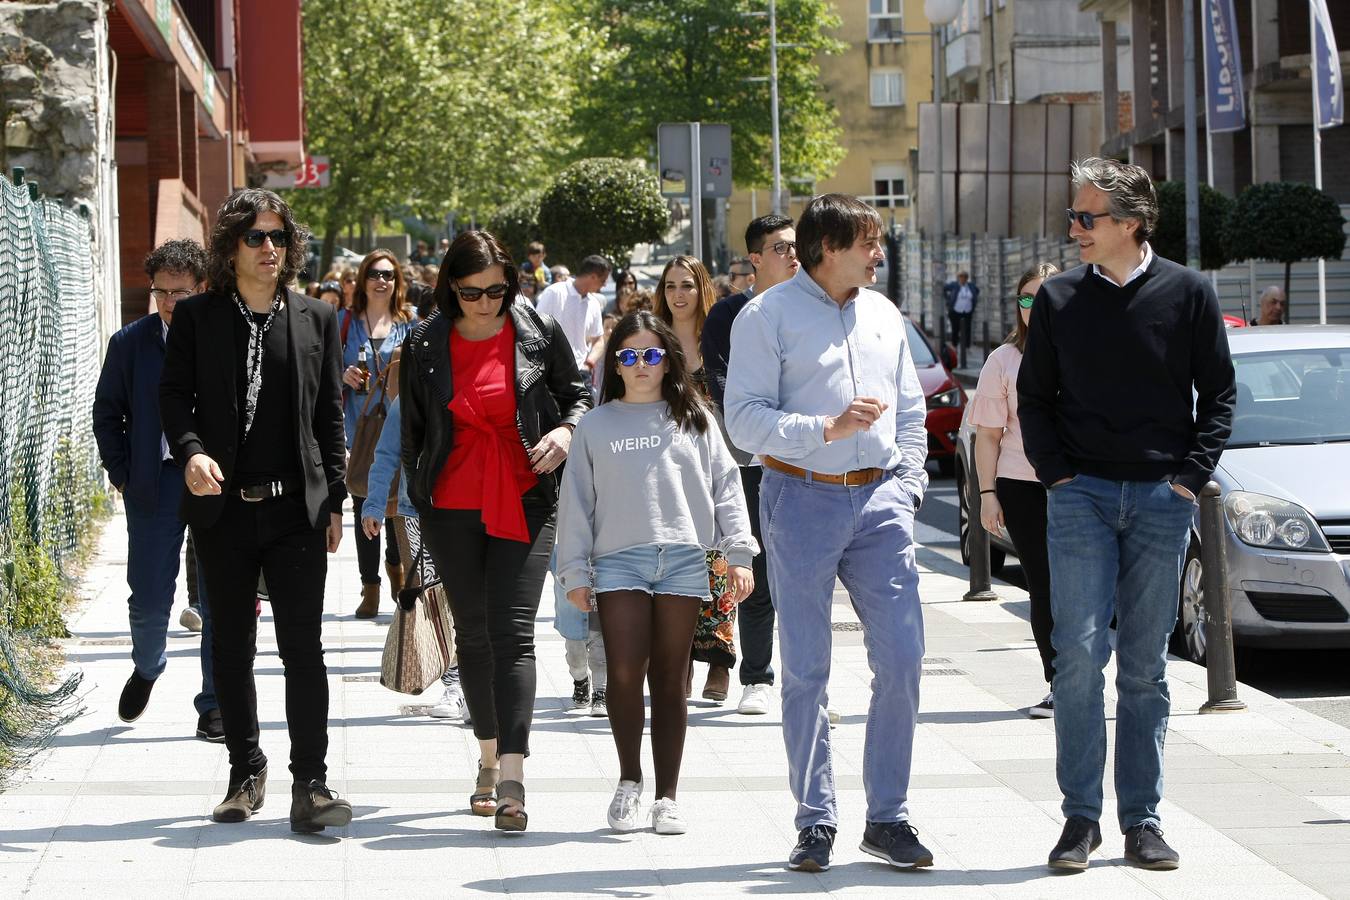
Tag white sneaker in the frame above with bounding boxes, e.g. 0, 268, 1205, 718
737, 683, 772, 715
607, 780, 643, 832
428, 683, 464, 719
179, 606, 203, 633
650, 797, 687, 835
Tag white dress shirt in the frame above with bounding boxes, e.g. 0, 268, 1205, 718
536, 279, 603, 369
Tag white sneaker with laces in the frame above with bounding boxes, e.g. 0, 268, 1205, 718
650, 797, 687, 835
179, 606, 203, 633
428, 683, 464, 719
607, 780, 643, 832
737, 683, 772, 715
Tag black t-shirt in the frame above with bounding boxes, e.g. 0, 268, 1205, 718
233, 308, 300, 484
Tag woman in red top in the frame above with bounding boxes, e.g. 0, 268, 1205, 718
400, 232, 591, 831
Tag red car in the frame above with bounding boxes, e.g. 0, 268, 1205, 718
905, 316, 966, 476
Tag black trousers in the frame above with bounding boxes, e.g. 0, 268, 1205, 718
948, 311, 973, 349
193, 494, 329, 784
995, 477, 1055, 684
736, 466, 775, 686
350, 495, 398, 583
420, 503, 553, 756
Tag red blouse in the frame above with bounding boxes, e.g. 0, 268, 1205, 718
431, 320, 537, 541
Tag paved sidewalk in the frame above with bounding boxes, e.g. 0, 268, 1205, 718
2, 502, 1350, 898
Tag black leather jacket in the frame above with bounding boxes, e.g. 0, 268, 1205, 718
399, 302, 591, 514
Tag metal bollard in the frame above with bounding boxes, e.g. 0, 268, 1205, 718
982, 319, 991, 357
1198, 480, 1246, 714
963, 471, 998, 602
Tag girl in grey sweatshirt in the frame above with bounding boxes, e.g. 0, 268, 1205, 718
555, 311, 758, 836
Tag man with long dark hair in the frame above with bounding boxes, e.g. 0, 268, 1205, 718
160, 188, 352, 833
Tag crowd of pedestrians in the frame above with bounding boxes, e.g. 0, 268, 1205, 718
91, 154, 1235, 875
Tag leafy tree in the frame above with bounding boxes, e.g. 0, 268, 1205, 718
1152, 181, 1235, 271
565, 0, 845, 190
487, 190, 544, 260
288, 0, 612, 273
537, 158, 670, 269
1227, 181, 1347, 299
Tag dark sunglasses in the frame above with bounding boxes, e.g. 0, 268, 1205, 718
366, 269, 396, 282
242, 229, 290, 248
1065, 208, 1112, 231
1017, 294, 1035, 309
615, 347, 666, 367
457, 283, 509, 301
320, 280, 342, 293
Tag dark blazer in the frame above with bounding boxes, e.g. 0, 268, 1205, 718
159, 289, 347, 530
92, 313, 172, 511
943, 279, 980, 312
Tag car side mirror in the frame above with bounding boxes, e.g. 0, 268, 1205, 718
940, 345, 958, 371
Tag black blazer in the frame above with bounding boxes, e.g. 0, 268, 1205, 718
92, 313, 173, 511
159, 289, 347, 530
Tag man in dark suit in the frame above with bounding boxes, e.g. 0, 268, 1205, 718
93, 239, 222, 741
160, 188, 352, 833
943, 271, 979, 349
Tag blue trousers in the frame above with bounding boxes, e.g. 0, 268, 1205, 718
1047, 475, 1193, 832
124, 462, 216, 715
760, 469, 924, 830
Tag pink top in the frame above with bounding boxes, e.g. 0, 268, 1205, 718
968, 343, 1038, 483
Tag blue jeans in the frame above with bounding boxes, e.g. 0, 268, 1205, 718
124, 462, 216, 715
760, 469, 924, 830
1047, 475, 1194, 832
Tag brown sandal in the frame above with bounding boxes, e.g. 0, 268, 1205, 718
495, 780, 527, 831
470, 764, 499, 817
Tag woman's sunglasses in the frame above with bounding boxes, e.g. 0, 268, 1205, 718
1017, 294, 1035, 309
457, 283, 509, 301
615, 347, 667, 367
242, 229, 290, 248
366, 269, 396, 282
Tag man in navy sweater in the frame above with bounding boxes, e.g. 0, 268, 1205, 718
92, 240, 221, 741
1018, 158, 1235, 873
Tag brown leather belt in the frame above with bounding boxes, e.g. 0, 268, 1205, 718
762, 455, 883, 487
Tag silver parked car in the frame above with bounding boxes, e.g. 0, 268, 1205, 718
955, 325, 1350, 663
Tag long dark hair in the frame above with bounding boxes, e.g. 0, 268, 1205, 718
433, 230, 520, 318
654, 255, 715, 340
600, 310, 708, 434
206, 188, 309, 294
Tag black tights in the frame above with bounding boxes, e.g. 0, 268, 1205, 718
597, 591, 701, 800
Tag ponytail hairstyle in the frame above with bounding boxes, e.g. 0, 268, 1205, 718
600, 310, 709, 434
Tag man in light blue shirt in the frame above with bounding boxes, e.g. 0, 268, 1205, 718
726, 193, 931, 873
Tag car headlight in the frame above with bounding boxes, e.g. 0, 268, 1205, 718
1223, 491, 1330, 552
927, 387, 962, 409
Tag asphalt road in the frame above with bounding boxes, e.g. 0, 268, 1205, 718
918, 464, 1350, 733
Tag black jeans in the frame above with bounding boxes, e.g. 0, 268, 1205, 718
948, 311, 973, 349
996, 477, 1054, 684
420, 504, 554, 756
736, 466, 775, 686
193, 494, 329, 784
350, 495, 398, 584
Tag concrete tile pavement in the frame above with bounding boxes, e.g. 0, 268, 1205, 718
0, 501, 1348, 897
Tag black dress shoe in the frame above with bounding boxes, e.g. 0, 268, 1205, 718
212, 768, 267, 823
1048, 815, 1102, 871
195, 708, 225, 743
860, 820, 934, 868
1124, 823, 1180, 870
290, 780, 353, 834
117, 672, 155, 723
788, 824, 836, 872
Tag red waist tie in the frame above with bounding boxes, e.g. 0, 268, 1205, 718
447, 385, 531, 543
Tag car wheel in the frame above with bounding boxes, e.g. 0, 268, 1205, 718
957, 465, 1006, 573
1170, 539, 1206, 665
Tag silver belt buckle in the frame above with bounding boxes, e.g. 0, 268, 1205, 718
240, 490, 262, 502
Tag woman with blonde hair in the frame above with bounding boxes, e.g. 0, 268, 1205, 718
969, 261, 1060, 718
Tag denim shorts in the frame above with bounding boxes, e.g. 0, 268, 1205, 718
592, 544, 710, 600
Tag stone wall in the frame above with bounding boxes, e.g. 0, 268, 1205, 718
0, 0, 102, 206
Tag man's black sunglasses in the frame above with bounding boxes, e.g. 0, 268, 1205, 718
1065, 208, 1113, 231
241, 228, 290, 248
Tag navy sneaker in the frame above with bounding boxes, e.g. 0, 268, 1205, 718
788, 824, 836, 872
860, 820, 934, 868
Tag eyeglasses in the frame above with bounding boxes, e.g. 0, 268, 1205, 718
457, 283, 509, 301
241, 229, 289, 248
320, 280, 342, 293
1017, 294, 1035, 309
366, 269, 396, 283
615, 347, 667, 367
730, 268, 754, 277
1065, 208, 1112, 231
762, 240, 797, 257
150, 288, 194, 302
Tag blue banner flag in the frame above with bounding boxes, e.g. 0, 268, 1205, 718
1312, 0, 1343, 129
1203, 0, 1246, 132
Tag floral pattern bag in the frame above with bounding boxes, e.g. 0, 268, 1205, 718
692, 549, 737, 668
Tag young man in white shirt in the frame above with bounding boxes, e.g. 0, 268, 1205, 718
535, 254, 610, 375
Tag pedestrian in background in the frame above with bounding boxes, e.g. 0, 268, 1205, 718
605, 268, 639, 316
970, 262, 1060, 719
1250, 285, 1286, 326
400, 230, 590, 830
726, 193, 933, 873
160, 188, 352, 833
1019, 157, 1235, 872
93, 238, 221, 742
520, 240, 552, 288
340, 249, 418, 618
728, 256, 756, 296
317, 280, 343, 311
944, 271, 979, 350
556, 310, 756, 836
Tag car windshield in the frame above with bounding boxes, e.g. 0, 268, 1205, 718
906, 319, 937, 366
1228, 348, 1350, 447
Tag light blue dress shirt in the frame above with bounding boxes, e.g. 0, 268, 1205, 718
724, 267, 929, 503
